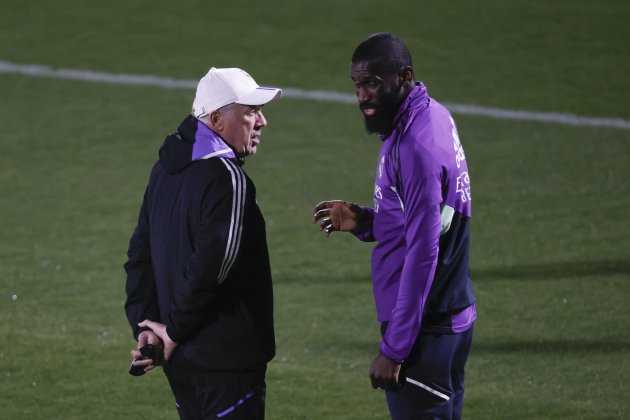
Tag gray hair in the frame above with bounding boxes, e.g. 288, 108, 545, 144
198, 103, 237, 125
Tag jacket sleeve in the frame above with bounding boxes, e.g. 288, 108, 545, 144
351, 206, 376, 242
380, 133, 442, 363
165, 162, 245, 344
124, 187, 160, 340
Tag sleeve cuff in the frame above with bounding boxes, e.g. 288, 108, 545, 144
166, 323, 186, 345
350, 205, 375, 241
379, 342, 405, 364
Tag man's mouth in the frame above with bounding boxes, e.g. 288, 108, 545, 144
361, 105, 379, 117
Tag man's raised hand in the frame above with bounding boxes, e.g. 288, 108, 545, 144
312, 200, 362, 236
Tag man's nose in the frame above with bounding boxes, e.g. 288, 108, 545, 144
256, 111, 267, 127
356, 87, 369, 104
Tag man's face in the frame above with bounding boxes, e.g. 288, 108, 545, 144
351, 60, 404, 134
219, 104, 267, 157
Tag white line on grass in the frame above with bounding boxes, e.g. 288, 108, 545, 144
2, 60, 629, 130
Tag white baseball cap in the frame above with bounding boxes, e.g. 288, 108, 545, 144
192, 67, 282, 118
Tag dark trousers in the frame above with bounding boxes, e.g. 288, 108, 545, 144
163, 363, 266, 420
385, 326, 474, 420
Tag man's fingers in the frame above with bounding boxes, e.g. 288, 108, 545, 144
138, 320, 161, 337
146, 334, 161, 346
370, 376, 394, 390
131, 357, 156, 373
313, 201, 332, 214
318, 218, 335, 236
138, 319, 155, 329
369, 366, 379, 389
313, 200, 346, 217
312, 207, 331, 223
370, 354, 401, 391
132, 358, 154, 367
318, 217, 331, 230
370, 376, 383, 390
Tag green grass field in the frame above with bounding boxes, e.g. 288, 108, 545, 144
1, 1, 629, 418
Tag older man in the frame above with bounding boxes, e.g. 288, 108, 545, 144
125, 67, 281, 419
313, 33, 476, 419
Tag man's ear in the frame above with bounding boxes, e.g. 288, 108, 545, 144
209, 110, 223, 132
399, 66, 415, 88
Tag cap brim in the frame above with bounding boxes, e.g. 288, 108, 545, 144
235, 87, 282, 106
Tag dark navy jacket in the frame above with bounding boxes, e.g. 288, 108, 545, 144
125, 115, 274, 371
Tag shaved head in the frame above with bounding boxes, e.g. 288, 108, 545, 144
352, 32, 412, 73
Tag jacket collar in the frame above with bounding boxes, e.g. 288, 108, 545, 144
191, 121, 236, 161
380, 82, 430, 141
175, 115, 237, 161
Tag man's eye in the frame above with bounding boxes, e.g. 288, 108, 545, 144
355, 81, 378, 89
355, 81, 379, 89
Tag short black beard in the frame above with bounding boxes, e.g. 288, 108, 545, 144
363, 111, 394, 134
362, 95, 400, 135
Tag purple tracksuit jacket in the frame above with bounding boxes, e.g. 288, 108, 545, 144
353, 83, 476, 363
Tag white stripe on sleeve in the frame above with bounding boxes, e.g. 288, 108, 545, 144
440, 204, 455, 236
217, 158, 246, 283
